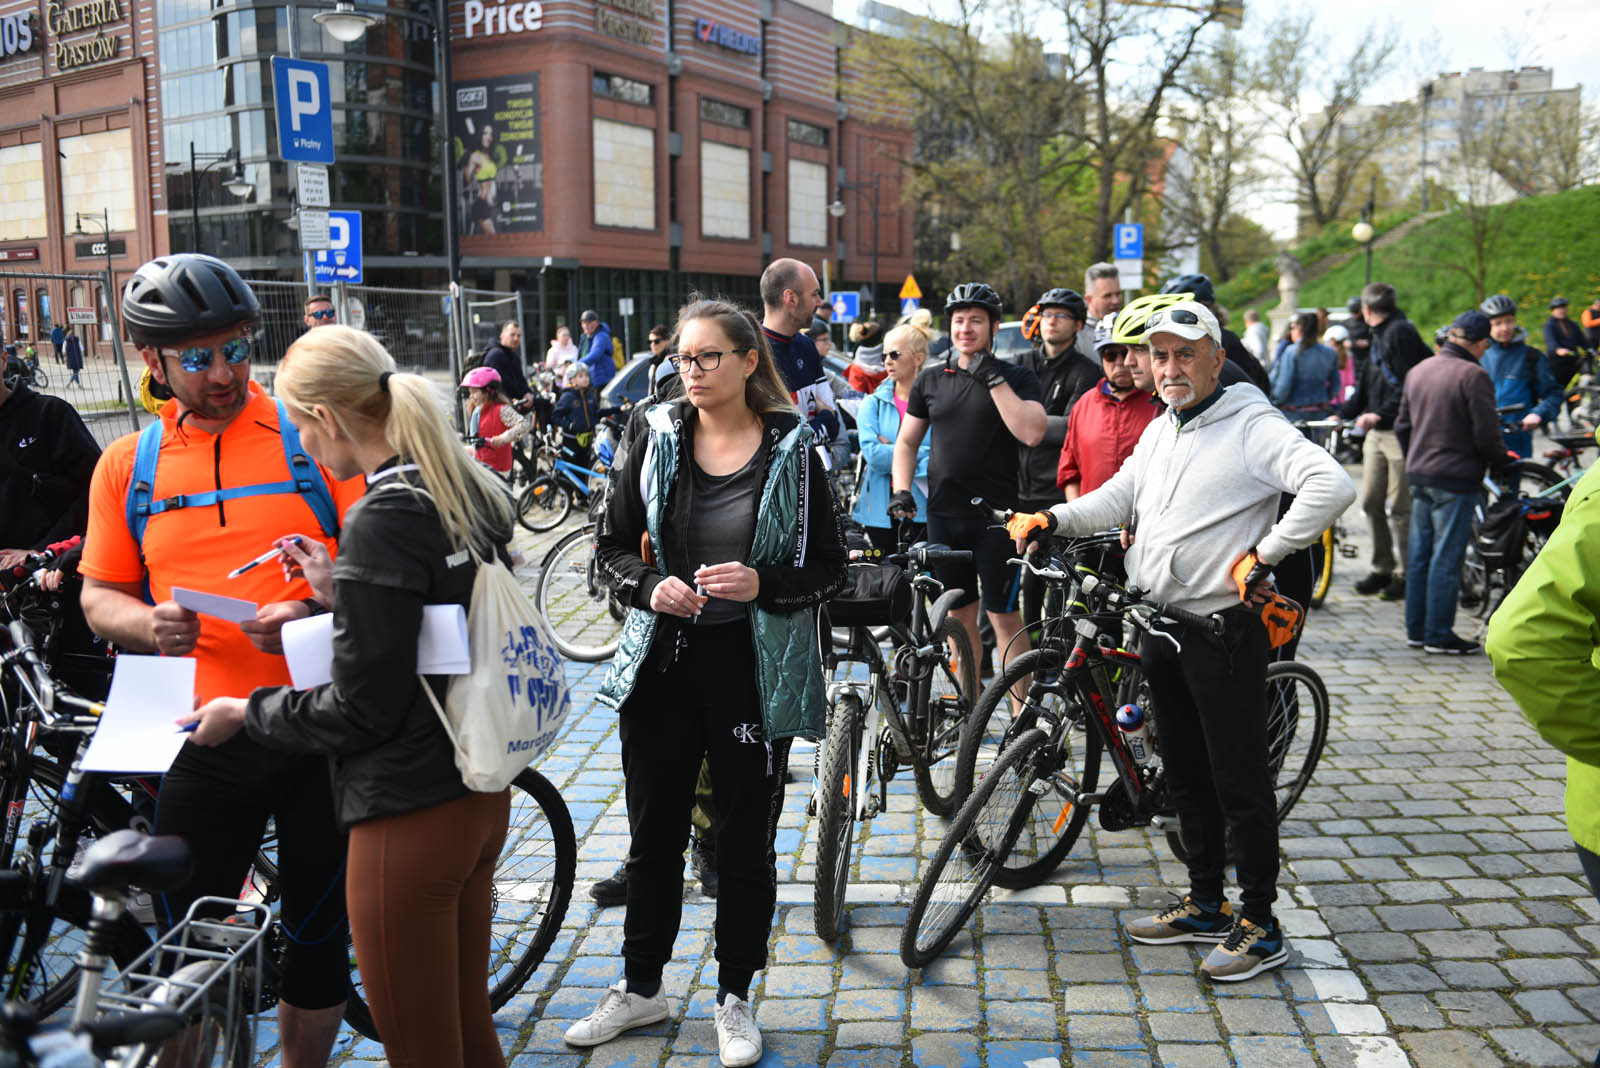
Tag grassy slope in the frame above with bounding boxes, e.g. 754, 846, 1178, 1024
1287, 185, 1600, 338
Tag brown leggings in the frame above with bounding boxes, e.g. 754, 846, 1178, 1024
346, 789, 511, 1068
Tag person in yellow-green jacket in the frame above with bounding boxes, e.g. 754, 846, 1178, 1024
1486, 460, 1600, 1014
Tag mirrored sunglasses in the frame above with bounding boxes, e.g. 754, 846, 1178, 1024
163, 335, 254, 373
308, 308, 336, 321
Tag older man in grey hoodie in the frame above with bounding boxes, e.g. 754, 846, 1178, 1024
1009, 300, 1355, 983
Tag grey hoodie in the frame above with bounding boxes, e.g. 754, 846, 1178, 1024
1047, 385, 1357, 614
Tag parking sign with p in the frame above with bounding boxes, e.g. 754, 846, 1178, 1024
272, 57, 335, 165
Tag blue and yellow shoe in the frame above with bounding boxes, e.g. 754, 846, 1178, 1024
1126, 895, 1233, 945
1201, 917, 1290, 982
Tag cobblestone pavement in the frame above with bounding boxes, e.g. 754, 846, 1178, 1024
270, 511, 1592, 1067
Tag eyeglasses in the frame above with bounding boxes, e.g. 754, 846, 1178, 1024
669, 350, 733, 373
307, 308, 336, 321
1040, 310, 1078, 322
1147, 309, 1202, 328
649, 336, 667, 346
161, 335, 254, 374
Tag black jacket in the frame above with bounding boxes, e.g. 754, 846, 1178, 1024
1015, 342, 1101, 504
483, 343, 530, 401
245, 463, 512, 830
1338, 311, 1431, 429
596, 403, 846, 617
1222, 328, 1271, 393
0, 383, 101, 552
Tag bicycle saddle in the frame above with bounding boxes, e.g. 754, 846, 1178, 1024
72, 830, 193, 895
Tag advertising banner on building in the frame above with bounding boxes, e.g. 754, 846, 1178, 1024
452, 73, 543, 235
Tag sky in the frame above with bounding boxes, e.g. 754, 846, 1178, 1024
835, 0, 1590, 237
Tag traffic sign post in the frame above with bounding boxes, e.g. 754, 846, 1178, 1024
272, 58, 334, 165
1114, 258, 1143, 291
313, 210, 363, 285
828, 291, 859, 323
899, 274, 922, 301
901, 297, 919, 317
1113, 223, 1144, 260
296, 163, 330, 208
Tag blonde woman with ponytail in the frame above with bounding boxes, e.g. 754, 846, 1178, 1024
184, 325, 515, 1068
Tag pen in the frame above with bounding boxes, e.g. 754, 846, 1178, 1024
175, 721, 198, 734
693, 563, 708, 624
227, 537, 301, 580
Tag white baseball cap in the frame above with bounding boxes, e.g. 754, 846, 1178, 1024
1143, 300, 1221, 346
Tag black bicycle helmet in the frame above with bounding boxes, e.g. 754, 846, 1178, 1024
122, 254, 260, 349
1346, 296, 1363, 315
1036, 287, 1087, 320
945, 282, 1004, 320
1160, 273, 1215, 304
1480, 293, 1517, 319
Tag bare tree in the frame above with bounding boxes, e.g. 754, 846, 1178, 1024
1410, 105, 1520, 303
1160, 29, 1270, 281
1258, 11, 1412, 229
1488, 92, 1594, 194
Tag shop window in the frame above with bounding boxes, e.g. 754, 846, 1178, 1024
593, 72, 653, 107
61, 130, 138, 234
0, 143, 46, 241
593, 119, 655, 230
788, 158, 826, 247
700, 98, 749, 129
701, 142, 749, 240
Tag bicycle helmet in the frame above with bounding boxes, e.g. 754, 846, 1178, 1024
1036, 288, 1088, 320
1434, 323, 1451, 347
1160, 273, 1216, 305
122, 254, 260, 349
944, 282, 1004, 320
1346, 296, 1363, 315
1480, 293, 1517, 319
1110, 292, 1192, 344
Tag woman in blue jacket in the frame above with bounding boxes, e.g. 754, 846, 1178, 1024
1269, 312, 1340, 419
852, 321, 932, 551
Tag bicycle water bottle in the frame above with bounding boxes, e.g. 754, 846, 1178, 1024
1116, 703, 1153, 766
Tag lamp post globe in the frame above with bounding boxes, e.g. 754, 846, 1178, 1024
1351, 220, 1374, 244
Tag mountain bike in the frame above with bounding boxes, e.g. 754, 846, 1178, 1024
812, 543, 976, 943
901, 555, 1328, 968
517, 421, 619, 533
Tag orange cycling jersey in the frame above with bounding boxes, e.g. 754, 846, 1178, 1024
81, 382, 364, 699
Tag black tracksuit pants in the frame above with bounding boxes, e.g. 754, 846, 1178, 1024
1142, 607, 1277, 923
618, 619, 791, 980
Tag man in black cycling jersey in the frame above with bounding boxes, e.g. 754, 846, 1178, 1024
78, 255, 362, 1068
890, 283, 1046, 706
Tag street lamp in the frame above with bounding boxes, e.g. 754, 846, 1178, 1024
1350, 174, 1377, 285
829, 175, 882, 319
71, 208, 120, 345
304, 1, 461, 288
188, 144, 251, 254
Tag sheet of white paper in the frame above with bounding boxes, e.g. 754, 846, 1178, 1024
281, 604, 469, 690
80, 655, 195, 774
172, 586, 258, 625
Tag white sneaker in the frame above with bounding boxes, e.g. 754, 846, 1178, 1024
563, 980, 669, 1047
714, 994, 762, 1067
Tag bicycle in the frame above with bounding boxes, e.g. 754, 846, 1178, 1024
901, 555, 1329, 968
517, 421, 619, 533
531, 519, 625, 663
811, 541, 976, 943
1295, 420, 1362, 607
0, 566, 577, 1040
0, 829, 270, 1067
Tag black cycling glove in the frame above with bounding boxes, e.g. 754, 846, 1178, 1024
966, 351, 1007, 389
887, 490, 917, 520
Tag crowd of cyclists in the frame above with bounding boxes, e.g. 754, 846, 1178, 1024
2, 246, 1599, 1067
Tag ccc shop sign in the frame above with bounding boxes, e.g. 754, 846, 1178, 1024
1, 10, 39, 58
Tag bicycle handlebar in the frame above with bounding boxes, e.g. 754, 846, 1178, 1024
912, 548, 973, 565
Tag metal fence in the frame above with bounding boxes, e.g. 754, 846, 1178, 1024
0, 267, 144, 447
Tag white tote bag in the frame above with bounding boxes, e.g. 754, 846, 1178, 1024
422, 550, 571, 791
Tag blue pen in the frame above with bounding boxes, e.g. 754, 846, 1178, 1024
175, 721, 199, 734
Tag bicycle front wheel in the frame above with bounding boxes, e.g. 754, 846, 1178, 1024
534, 525, 623, 661
900, 727, 1048, 969
517, 476, 573, 532
343, 768, 576, 1040
912, 617, 977, 817
1264, 661, 1329, 822
813, 694, 862, 943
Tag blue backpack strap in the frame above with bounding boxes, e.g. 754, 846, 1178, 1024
275, 399, 340, 538
125, 419, 167, 547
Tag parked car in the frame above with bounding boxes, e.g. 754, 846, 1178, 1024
600, 353, 656, 408
993, 320, 1030, 361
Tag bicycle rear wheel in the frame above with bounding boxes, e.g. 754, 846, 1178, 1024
517, 476, 573, 533
1310, 527, 1335, 607
533, 525, 623, 662
813, 694, 862, 943
900, 727, 1047, 969
342, 768, 576, 1040
123, 959, 254, 1068
912, 618, 977, 817
1264, 661, 1329, 821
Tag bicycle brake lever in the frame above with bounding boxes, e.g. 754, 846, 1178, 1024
1129, 606, 1183, 655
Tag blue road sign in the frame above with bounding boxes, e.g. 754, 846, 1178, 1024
272, 57, 334, 165
314, 211, 362, 285
901, 297, 920, 316
829, 291, 859, 323
1113, 222, 1144, 260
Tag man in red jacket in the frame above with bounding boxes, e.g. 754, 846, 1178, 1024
1058, 323, 1161, 498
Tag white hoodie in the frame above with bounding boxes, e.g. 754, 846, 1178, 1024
1047, 385, 1357, 615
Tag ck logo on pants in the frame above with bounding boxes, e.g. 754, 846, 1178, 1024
731, 723, 762, 744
